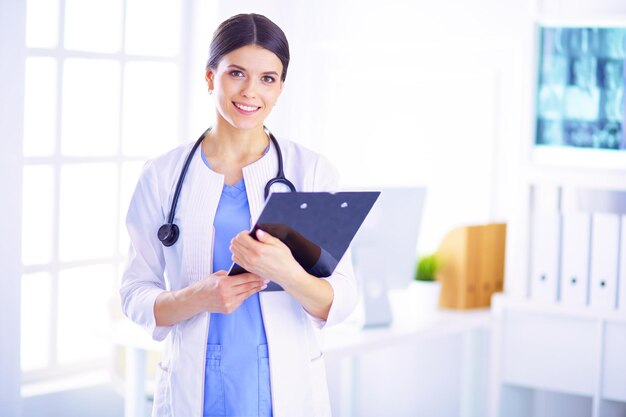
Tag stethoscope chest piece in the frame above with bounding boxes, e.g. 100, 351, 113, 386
158, 223, 180, 247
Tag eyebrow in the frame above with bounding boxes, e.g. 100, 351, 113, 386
227, 64, 279, 76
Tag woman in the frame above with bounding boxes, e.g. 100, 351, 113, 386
120, 13, 357, 417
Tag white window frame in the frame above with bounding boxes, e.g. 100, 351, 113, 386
16, 0, 198, 386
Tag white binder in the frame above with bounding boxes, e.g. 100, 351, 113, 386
589, 213, 621, 310
559, 212, 591, 307
530, 212, 561, 303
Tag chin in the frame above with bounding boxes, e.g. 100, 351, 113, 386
226, 114, 265, 130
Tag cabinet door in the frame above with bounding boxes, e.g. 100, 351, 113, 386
560, 212, 591, 307
589, 213, 620, 310
502, 312, 596, 396
603, 322, 626, 402
530, 212, 561, 303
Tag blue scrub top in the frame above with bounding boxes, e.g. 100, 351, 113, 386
201, 151, 272, 417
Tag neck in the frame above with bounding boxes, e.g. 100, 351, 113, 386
203, 116, 269, 160
202, 116, 269, 164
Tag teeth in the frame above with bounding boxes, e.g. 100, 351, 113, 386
235, 102, 258, 112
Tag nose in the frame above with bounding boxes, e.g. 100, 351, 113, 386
240, 79, 257, 99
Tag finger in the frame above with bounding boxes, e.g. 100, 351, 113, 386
256, 228, 278, 244
214, 270, 228, 276
233, 280, 268, 296
227, 273, 266, 287
237, 282, 268, 300
233, 231, 256, 247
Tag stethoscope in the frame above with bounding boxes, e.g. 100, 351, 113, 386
157, 126, 296, 247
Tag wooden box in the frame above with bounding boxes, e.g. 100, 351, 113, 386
436, 223, 506, 309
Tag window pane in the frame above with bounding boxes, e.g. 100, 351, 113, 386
122, 62, 179, 157
23, 57, 57, 157
59, 163, 118, 262
61, 59, 120, 156
125, 0, 180, 56
57, 264, 115, 365
22, 165, 55, 265
26, 0, 59, 48
21, 273, 52, 371
64, 0, 123, 53
119, 161, 145, 254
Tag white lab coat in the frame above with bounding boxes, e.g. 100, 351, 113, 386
120, 136, 358, 417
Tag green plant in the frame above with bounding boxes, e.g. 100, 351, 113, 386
415, 253, 440, 282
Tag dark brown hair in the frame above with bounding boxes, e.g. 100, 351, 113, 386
206, 14, 290, 82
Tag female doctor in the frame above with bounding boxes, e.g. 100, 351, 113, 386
119, 13, 358, 417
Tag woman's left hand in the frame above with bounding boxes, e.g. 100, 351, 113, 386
230, 229, 304, 289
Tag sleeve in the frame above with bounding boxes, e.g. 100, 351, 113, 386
306, 155, 359, 329
119, 161, 172, 341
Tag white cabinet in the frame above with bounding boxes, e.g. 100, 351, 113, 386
602, 322, 626, 403
501, 312, 596, 396
491, 296, 626, 417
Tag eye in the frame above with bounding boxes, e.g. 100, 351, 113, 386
230, 70, 244, 78
261, 75, 276, 84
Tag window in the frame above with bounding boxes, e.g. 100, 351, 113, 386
21, 0, 184, 382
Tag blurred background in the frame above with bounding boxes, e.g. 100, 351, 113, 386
1, 0, 626, 416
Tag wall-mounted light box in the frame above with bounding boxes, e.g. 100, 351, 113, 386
533, 22, 626, 171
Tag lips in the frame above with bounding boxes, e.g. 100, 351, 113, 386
233, 101, 261, 114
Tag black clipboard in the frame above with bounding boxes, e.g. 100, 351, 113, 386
228, 191, 380, 291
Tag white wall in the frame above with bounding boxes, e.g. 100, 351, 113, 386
0, 1, 25, 415
211, 0, 530, 258
207, 2, 530, 416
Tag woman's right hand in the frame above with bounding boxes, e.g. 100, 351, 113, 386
190, 270, 268, 314
154, 271, 268, 327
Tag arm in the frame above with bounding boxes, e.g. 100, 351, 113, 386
231, 229, 334, 321
154, 271, 268, 326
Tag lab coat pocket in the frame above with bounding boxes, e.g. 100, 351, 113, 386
258, 344, 272, 417
203, 344, 225, 416
310, 353, 332, 417
153, 360, 172, 416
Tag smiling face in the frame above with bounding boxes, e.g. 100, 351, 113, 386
206, 44, 284, 131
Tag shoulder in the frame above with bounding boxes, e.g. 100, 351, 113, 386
144, 142, 194, 176
276, 137, 340, 191
277, 137, 336, 171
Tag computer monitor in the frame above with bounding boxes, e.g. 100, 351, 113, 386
350, 187, 427, 327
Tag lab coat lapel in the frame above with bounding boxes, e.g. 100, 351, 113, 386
179, 145, 223, 282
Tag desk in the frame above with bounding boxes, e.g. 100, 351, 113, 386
112, 305, 491, 417
323, 308, 491, 417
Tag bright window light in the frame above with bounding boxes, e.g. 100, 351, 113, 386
64, 0, 123, 53
61, 59, 121, 156
26, 0, 59, 49
23, 57, 57, 157
21, 272, 52, 371
57, 264, 116, 365
59, 163, 118, 262
21, 165, 55, 266
122, 61, 179, 157
125, 0, 181, 56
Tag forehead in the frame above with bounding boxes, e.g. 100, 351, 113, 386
218, 44, 283, 73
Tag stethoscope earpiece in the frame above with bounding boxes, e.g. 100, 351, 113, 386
158, 126, 295, 247
158, 223, 180, 247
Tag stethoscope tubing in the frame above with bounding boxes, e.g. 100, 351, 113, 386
158, 126, 296, 247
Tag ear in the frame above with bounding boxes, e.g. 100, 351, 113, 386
205, 69, 215, 91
